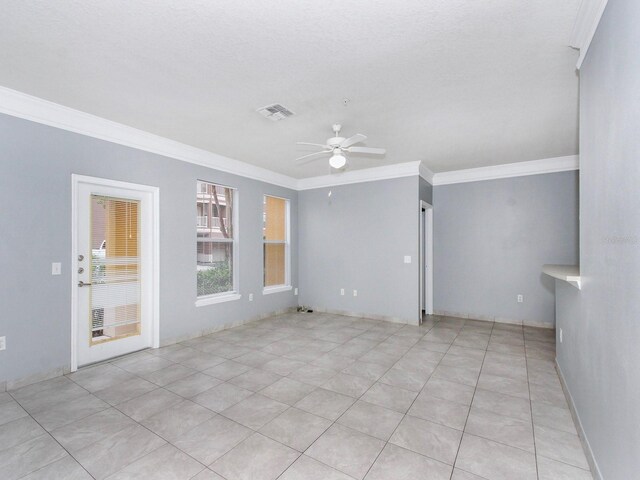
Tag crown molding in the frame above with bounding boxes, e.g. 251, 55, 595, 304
0, 86, 298, 190
297, 161, 421, 190
418, 162, 435, 185
431, 155, 579, 186
570, 0, 609, 69
1, 86, 579, 191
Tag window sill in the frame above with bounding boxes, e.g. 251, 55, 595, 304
195, 293, 242, 307
263, 285, 292, 295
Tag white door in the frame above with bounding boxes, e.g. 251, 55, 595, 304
73, 176, 158, 368
419, 207, 426, 321
419, 201, 433, 322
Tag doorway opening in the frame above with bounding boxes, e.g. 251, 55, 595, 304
419, 200, 433, 323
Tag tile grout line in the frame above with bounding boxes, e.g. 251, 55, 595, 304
276, 317, 436, 479
446, 318, 495, 480
356, 318, 442, 479
524, 330, 541, 480
7, 387, 98, 480
272, 316, 442, 479
164, 315, 395, 479
5, 314, 563, 480
245, 315, 406, 480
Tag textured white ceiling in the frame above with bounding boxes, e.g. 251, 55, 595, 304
0, 0, 580, 177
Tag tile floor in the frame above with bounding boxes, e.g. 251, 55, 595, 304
0, 313, 593, 480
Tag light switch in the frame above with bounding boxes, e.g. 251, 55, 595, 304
404, 256, 412, 264
52, 262, 62, 275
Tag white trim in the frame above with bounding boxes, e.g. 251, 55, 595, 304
556, 361, 604, 480
195, 181, 240, 300
195, 293, 242, 307
70, 179, 79, 372
419, 162, 435, 185
263, 285, 293, 295
0, 86, 297, 190
70, 174, 160, 372
263, 194, 291, 291
542, 264, 581, 289
570, 0, 609, 69
296, 161, 422, 190
419, 201, 434, 323
151, 185, 161, 350
1, 86, 581, 190
431, 155, 579, 186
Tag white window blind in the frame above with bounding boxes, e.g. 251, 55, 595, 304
90, 195, 141, 344
263, 195, 290, 288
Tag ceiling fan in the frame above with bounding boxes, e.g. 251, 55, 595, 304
295, 124, 386, 169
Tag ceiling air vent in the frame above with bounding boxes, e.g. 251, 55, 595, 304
257, 104, 295, 121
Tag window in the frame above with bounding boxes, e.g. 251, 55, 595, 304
263, 195, 290, 292
196, 181, 238, 300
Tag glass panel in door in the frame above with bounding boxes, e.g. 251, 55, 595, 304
89, 195, 141, 345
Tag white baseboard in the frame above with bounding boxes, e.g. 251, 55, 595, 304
160, 307, 296, 346
556, 360, 602, 480
6, 367, 68, 391
6, 307, 296, 391
309, 306, 414, 325
434, 310, 555, 329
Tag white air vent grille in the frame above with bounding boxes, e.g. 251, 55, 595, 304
257, 104, 295, 121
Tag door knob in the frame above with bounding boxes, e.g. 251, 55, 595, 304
78, 281, 92, 287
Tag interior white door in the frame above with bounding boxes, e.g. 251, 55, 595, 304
75, 179, 153, 367
419, 201, 433, 321
421, 208, 427, 311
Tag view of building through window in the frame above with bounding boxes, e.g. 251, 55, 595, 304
197, 181, 235, 296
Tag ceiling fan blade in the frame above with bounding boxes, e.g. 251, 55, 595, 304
296, 142, 329, 148
340, 134, 367, 148
347, 146, 386, 155
295, 150, 330, 164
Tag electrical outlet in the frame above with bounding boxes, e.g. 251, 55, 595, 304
340, 288, 345, 296
559, 328, 563, 343
353, 290, 358, 297
249, 293, 253, 302
517, 294, 524, 303
294, 288, 298, 296
404, 256, 412, 264
51, 262, 61, 275
0, 336, 5, 351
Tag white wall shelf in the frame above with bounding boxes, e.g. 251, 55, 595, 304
543, 264, 581, 289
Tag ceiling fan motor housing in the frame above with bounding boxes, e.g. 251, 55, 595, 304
327, 137, 345, 147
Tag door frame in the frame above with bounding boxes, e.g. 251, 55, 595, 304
70, 174, 160, 372
419, 200, 434, 321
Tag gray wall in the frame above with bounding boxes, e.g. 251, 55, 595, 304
419, 176, 433, 205
556, 1, 640, 477
433, 171, 579, 327
0, 114, 298, 384
298, 176, 421, 324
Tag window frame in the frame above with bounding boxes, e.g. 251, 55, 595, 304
195, 180, 241, 307
262, 194, 292, 295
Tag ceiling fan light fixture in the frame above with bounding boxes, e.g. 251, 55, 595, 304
329, 153, 347, 169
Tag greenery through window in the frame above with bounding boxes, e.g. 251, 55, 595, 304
197, 181, 235, 296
